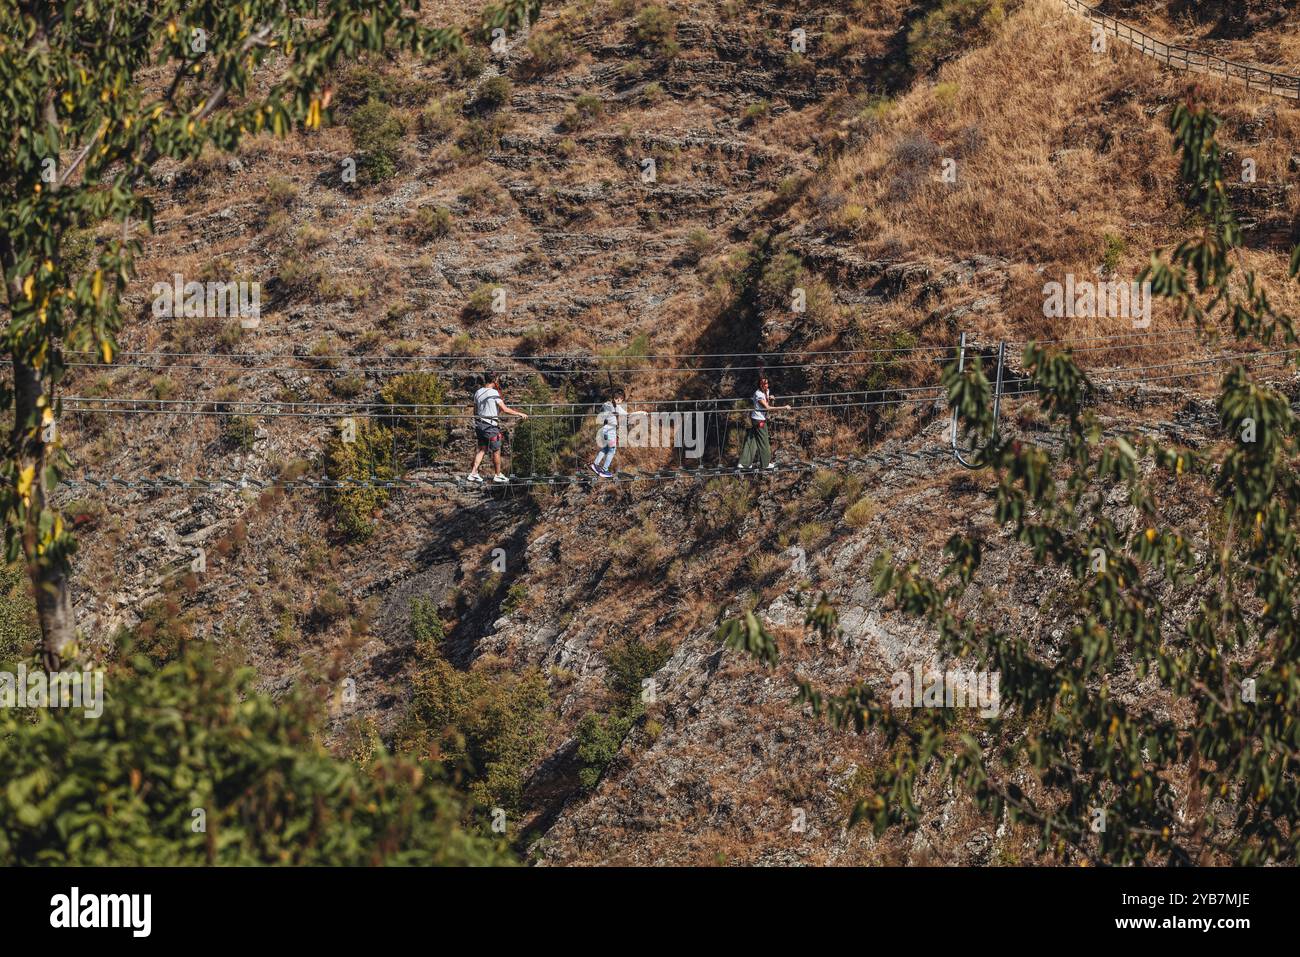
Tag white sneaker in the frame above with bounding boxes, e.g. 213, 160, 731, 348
765, 462, 777, 469
492, 473, 509, 484
467, 472, 484, 483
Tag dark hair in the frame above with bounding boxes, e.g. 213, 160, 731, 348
484, 373, 499, 387
612, 388, 625, 400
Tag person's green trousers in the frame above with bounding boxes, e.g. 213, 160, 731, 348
739, 420, 771, 468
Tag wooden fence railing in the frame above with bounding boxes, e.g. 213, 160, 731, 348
1061, 0, 1300, 101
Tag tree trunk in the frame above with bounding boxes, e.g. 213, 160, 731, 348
1, 235, 76, 670
11, 357, 76, 669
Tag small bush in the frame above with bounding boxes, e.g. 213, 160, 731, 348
741, 99, 770, 126
221, 415, 257, 452
798, 521, 830, 548
417, 97, 461, 141
323, 422, 396, 542
455, 117, 501, 160
463, 284, 498, 322
559, 93, 603, 132
810, 469, 844, 503
604, 636, 672, 704
403, 205, 453, 243
907, 0, 1005, 75
445, 46, 486, 83
331, 375, 366, 399
634, 5, 679, 57
263, 176, 298, 209
934, 81, 960, 109
748, 552, 783, 583
501, 583, 530, 616
310, 587, 349, 630
609, 521, 666, 576
844, 496, 877, 528
521, 27, 577, 77
346, 98, 404, 183
130, 599, 194, 667
575, 709, 636, 791
684, 227, 714, 263
1102, 232, 1128, 273
472, 75, 512, 113
702, 478, 754, 531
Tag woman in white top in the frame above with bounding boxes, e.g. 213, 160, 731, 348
738, 376, 791, 470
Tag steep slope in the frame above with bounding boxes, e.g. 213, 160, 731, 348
43, 0, 1300, 864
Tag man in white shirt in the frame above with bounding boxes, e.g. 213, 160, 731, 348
738, 376, 790, 470
468, 373, 528, 483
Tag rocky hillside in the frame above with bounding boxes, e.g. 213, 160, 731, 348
44, 0, 1300, 863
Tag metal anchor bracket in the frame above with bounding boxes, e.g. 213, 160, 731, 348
950, 332, 1005, 470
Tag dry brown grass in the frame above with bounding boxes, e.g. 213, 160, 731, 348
813, 0, 1299, 356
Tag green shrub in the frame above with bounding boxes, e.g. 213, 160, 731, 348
907, 0, 1005, 75
559, 93, 603, 132
502, 583, 530, 616
404, 204, 453, 242
934, 81, 960, 108
346, 98, 404, 183
410, 597, 446, 655
741, 99, 769, 126
1102, 232, 1128, 273
379, 372, 451, 462
0, 640, 509, 864
609, 521, 666, 576
417, 96, 461, 141
398, 616, 551, 812
634, 5, 679, 57
473, 74, 512, 113
445, 46, 486, 83
604, 635, 672, 704
683, 227, 714, 263
522, 28, 577, 77
128, 598, 194, 667
331, 374, 366, 399
331, 64, 432, 108
263, 175, 298, 209
324, 422, 396, 542
463, 284, 498, 322
310, 587, 349, 629
798, 521, 830, 548
702, 478, 755, 531
221, 414, 257, 451
455, 115, 506, 160
575, 709, 636, 790
810, 469, 844, 503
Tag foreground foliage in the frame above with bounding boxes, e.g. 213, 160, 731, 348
0, 642, 511, 865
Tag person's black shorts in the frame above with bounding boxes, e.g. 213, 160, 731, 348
475, 425, 503, 452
